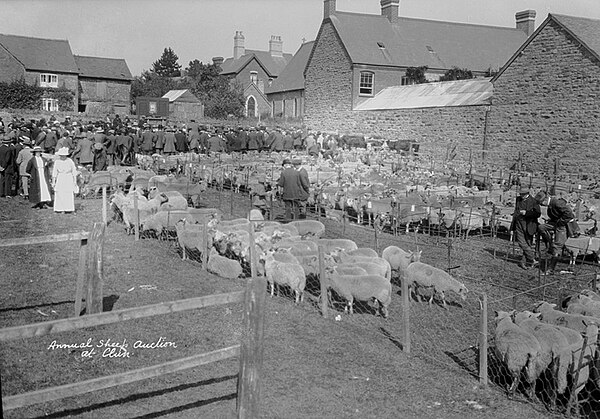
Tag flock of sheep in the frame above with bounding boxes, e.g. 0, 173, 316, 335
494, 291, 600, 414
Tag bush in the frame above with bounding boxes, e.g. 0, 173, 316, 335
0, 79, 74, 111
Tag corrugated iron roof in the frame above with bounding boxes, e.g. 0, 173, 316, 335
330, 12, 527, 72
219, 49, 293, 77
354, 78, 493, 111
0, 33, 79, 73
162, 89, 201, 103
266, 41, 314, 94
74, 55, 132, 81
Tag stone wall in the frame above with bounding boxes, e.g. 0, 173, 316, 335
487, 19, 600, 176
79, 78, 130, 107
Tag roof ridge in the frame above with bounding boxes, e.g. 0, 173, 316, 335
74, 54, 126, 61
551, 13, 600, 23
0, 33, 69, 43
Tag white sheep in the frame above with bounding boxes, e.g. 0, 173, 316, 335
148, 188, 189, 211
493, 311, 542, 398
312, 238, 358, 253
381, 245, 422, 280
175, 219, 207, 261
405, 262, 468, 309
534, 301, 600, 334
116, 192, 167, 234
333, 265, 369, 276
260, 250, 306, 303
345, 247, 379, 258
288, 220, 326, 238
325, 269, 392, 318
207, 248, 243, 279
141, 210, 191, 236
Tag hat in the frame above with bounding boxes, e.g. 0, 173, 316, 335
93, 142, 104, 150
292, 158, 302, 166
282, 158, 291, 166
96, 128, 104, 133
535, 191, 547, 204
56, 147, 69, 156
32, 146, 43, 153
518, 185, 531, 195
19, 136, 31, 144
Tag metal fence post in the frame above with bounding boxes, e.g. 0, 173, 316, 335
479, 293, 488, 386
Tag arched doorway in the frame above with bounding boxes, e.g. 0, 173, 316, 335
246, 95, 257, 117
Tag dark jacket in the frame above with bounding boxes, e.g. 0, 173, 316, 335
547, 197, 574, 227
277, 166, 309, 201
511, 194, 541, 235
26, 155, 52, 204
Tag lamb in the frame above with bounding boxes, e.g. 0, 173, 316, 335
325, 269, 392, 318
288, 220, 326, 238
381, 245, 422, 280
493, 311, 542, 397
207, 248, 243, 279
260, 250, 306, 303
113, 191, 168, 234
331, 250, 392, 281
148, 188, 189, 211
405, 262, 468, 309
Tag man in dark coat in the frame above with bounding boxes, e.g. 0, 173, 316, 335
0, 137, 16, 197
25, 146, 52, 208
175, 128, 188, 153
536, 191, 576, 274
104, 129, 117, 166
140, 126, 155, 155
511, 188, 541, 269
277, 158, 309, 221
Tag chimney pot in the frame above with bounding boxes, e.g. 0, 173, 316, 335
323, 0, 336, 19
269, 35, 283, 58
233, 31, 245, 60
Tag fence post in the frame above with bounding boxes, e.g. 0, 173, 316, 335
102, 185, 107, 226
133, 193, 140, 241
237, 225, 267, 419
202, 220, 208, 271
86, 223, 105, 315
374, 214, 380, 255
318, 246, 328, 319
479, 293, 488, 386
446, 237, 452, 273
74, 237, 89, 317
401, 273, 410, 353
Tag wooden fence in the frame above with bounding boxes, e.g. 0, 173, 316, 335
0, 224, 267, 418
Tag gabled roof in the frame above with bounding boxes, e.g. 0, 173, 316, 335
0, 33, 79, 73
162, 89, 201, 103
220, 49, 293, 78
328, 12, 528, 72
266, 41, 314, 94
492, 14, 600, 82
74, 55, 132, 81
354, 78, 493, 111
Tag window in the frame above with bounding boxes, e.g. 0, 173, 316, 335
401, 76, 413, 86
42, 98, 58, 111
250, 71, 258, 85
149, 101, 157, 114
40, 73, 58, 88
359, 71, 374, 95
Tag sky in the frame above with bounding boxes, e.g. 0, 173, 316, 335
2, 0, 600, 77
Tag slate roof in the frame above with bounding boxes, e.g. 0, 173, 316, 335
354, 78, 492, 110
162, 89, 201, 103
266, 41, 314, 94
0, 33, 79, 73
220, 49, 293, 78
329, 12, 528, 72
74, 55, 132, 81
492, 14, 600, 82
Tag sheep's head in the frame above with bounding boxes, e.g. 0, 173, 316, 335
494, 310, 513, 323
533, 301, 556, 313
457, 284, 468, 300
410, 250, 422, 263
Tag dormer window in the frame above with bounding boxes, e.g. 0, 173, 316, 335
250, 71, 258, 85
359, 71, 374, 96
377, 42, 385, 49
40, 73, 58, 88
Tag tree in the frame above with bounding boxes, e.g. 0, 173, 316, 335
404, 66, 428, 84
439, 66, 473, 82
151, 47, 181, 77
130, 70, 178, 106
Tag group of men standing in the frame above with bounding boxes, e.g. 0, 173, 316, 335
511, 187, 578, 274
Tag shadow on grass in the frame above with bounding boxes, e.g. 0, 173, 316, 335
35, 374, 238, 419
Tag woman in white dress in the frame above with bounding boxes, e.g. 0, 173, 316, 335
52, 147, 78, 213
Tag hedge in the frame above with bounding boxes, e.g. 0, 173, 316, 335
0, 79, 74, 111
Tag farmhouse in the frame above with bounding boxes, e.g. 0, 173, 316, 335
0, 33, 132, 114
217, 32, 293, 118
486, 14, 600, 175
303, 0, 532, 129
265, 41, 314, 119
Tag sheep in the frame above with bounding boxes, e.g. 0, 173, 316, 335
175, 219, 211, 261
249, 209, 264, 221
141, 210, 191, 236
330, 250, 391, 280
325, 269, 392, 318
514, 311, 571, 403
381, 245, 422, 280
148, 188, 188, 211
260, 250, 306, 303
311, 238, 358, 253
207, 248, 243, 279
114, 192, 168, 234
493, 311, 542, 398
332, 265, 369, 276
564, 236, 600, 265
345, 247, 379, 258
405, 262, 468, 309
534, 301, 600, 334
288, 220, 326, 238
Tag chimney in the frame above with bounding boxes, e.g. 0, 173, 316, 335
380, 0, 399, 24
234, 31, 245, 60
212, 56, 224, 67
323, 0, 336, 19
515, 10, 536, 37
269, 35, 283, 58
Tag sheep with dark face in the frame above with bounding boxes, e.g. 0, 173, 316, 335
405, 262, 468, 309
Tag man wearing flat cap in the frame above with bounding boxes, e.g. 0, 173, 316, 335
277, 158, 310, 220
511, 187, 541, 270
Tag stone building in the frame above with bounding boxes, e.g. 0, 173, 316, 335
265, 41, 314, 119
218, 31, 293, 118
487, 14, 600, 175
161, 89, 204, 122
74, 55, 132, 115
0, 34, 79, 111
303, 0, 532, 130
0, 33, 132, 114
